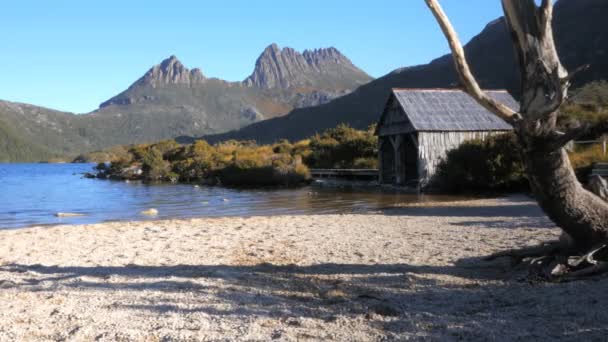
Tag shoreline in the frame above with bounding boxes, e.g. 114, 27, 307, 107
1, 197, 607, 340
5, 194, 525, 231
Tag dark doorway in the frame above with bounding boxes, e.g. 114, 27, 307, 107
402, 135, 419, 182
380, 139, 395, 184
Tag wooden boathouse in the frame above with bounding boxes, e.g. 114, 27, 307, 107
375, 88, 517, 187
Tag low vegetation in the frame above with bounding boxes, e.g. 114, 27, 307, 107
73, 145, 131, 164
434, 81, 608, 193
89, 124, 378, 187
93, 139, 310, 187
85, 82, 607, 190
0, 119, 57, 162
435, 133, 608, 193
434, 133, 527, 192
568, 144, 608, 179
559, 81, 608, 132
305, 124, 378, 169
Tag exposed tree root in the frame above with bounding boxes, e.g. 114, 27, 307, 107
486, 242, 608, 282
484, 241, 565, 264
559, 263, 608, 282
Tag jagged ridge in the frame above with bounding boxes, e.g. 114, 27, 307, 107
204, 0, 608, 144
243, 44, 371, 89
100, 56, 207, 108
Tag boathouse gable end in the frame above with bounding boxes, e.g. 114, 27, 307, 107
375, 89, 517, 187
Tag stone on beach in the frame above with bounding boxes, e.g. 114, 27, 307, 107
55, 212, 86, 218
140, 208, 159, 216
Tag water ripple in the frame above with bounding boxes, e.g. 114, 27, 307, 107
0, 163, 464, 229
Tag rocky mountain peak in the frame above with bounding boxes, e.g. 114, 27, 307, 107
99, 56, 207, 108
139, 55, 206, 88
243, 44, 370, 89
302, 47, 348, 65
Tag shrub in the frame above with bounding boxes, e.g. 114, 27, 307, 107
568, 144, 608, 179
352, 157, 378, 169
108, 158, 132, 174
272, 139, 293, 154
292, 139, 312, 159
93, 124, 379, 186
434, 133, 527, 193
139, 146, 174, 182
559, 81, 608, 132
154, 140, 180, 156
307, 124, 377, 169
75, 145, 131, 163
219, 163, 310, 187
95, 162, 108, 172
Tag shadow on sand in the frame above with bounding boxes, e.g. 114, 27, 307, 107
0, 196, 605, 339
1, 258, 607, 339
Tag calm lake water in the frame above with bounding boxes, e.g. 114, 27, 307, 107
0, 163, 464, 229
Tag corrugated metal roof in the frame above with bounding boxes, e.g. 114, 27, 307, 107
389, 89, 516, 132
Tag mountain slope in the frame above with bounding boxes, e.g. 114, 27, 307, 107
204, 0, 608, 144
0, 119, 55, 162
0, 100, 98, 160
81, 45, 371, 145
0, 45, 373, 161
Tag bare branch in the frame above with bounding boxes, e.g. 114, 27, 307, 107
553, 121, 608, 148
424, 0, 521, 124
502, 0, 569, 122
540, 0, 553, 26
540, 0, 552, 11
562, 64, 591, 86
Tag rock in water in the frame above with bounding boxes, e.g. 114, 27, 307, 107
55, 213, 86, 218
141, 208, 159, 216
589, 175, 608, 201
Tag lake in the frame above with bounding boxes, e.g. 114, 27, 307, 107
0, 163, 463, 229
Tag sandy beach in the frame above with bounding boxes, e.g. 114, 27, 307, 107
0, 195, 606, 341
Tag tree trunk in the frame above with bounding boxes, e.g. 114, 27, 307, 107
502, 0, 608, 251
425, 0, 608, 253
520, 134, 608, 250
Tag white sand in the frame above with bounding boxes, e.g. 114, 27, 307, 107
0, 195, 606, 341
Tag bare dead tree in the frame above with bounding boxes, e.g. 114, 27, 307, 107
424, 0, 608, 279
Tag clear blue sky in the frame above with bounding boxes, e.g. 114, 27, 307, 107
0, 0, 505, 113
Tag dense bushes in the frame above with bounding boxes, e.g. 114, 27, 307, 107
98, 138, 311, 187
306, 124, 378, 169
73, 145, 131, 163
559, 81, 608, 133
434, 82, 608, 193
434, 133, 527, 192
568, 144, 608, 179
91, 123, 377, 186
434, 132, 608, 193
219, 163, 310, 187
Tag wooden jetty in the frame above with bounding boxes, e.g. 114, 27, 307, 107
591, 163, 608, 178
310, 169, 379, 181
